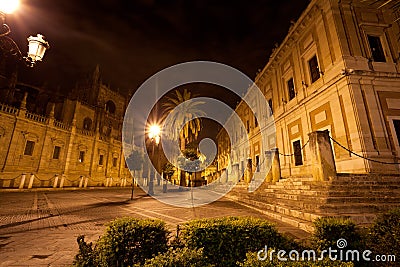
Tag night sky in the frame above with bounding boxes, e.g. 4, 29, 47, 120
6, 0, 310, 97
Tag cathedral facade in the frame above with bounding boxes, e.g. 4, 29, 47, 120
0, 66, 131, 188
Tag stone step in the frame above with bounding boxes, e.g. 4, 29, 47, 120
318, 202, 399, 214
238, 194, 324, 211
226, 194, 315, 233
263, 188, 400, 197
233, 191, 400, 213
325, 196, 400, 204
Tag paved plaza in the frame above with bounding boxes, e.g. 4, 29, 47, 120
0, 187, 309, 266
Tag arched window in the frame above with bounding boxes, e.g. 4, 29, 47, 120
83, 117, 92, 130
105, 100, 116, 114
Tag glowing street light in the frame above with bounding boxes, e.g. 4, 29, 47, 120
0, 0, 20, 14
148, 124, 161, 144
0, 0, 50, 67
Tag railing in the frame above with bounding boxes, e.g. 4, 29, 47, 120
25, 112, 48, 124
76, 128, 94, 136
0, 102, 19, 115
54, 120, 72, 131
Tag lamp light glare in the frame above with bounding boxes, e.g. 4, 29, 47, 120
148, 125, 161, 139
0, 0, 20, 14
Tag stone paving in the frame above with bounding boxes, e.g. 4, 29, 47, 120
0, 187, 310, 266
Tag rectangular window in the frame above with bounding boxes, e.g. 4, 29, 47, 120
308, 55, 320, 83
254, 113, 258, 128
53, 146, 61, 159
24, 141, 35, 156
268, 99, 273, 116
393, 120, 400, 146
287, 78, 296, 100
293, 140, 303, 166
368, 35, 386, 62
99, 154, 104, 165
113, 157, 118, 167
78, 151, 85, 163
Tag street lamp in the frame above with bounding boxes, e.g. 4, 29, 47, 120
0, 0, 50, 67
148, 124, 161, 196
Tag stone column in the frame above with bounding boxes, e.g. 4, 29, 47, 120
265, 151, 273, 182
53, 174, 59, 188
59, 175, 65, 188
28, 173, 34, 189
265, 148, 281, 183
19, 173, 26, 189
271, 148, 281, 183
79, 176, 84, 187
308, 131, 336, 181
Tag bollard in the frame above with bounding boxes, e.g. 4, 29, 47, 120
53, 174, 59, 188
19, 173, 26, 189
271, 148, 281, 183
59, 175, 65, 188
84, 177, 88, 188
308, 130, 337, 181
79, 176, 84, 188
28, 174, 34, 189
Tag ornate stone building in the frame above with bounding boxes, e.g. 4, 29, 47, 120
0, 66, 131, 188
217, 0, 400, 179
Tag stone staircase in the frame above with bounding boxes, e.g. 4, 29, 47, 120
226, 174, 400, 233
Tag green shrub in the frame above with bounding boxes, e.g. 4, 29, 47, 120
177, 216, 289, 267
73, 235, 96, 267
239, 251, 354, 267
367, 208, 400, 262
312, 217, 362, 252
138, 247, 214, 267
73, 217, 170, 267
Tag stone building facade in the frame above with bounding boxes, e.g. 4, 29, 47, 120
0, 66, 131, 188
217, 0, 400, 180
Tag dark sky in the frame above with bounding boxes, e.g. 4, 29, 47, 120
7, 0, 310, 96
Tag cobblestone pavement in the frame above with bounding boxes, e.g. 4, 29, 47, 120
0, 187, 310, 266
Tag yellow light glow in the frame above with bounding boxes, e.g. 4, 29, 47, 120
148, 124, 161, 140
0, 0, 20, 14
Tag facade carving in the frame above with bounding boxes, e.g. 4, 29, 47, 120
217, 0, 400, 179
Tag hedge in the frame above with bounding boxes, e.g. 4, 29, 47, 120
138, 247, 214, 267
312, 217, 362, 252
176, 216, 292, 267
239, 251, 354, 267
73, 217, 169, 267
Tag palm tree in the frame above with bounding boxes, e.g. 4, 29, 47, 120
161, 88, 206, 150
161, 88, 205, 189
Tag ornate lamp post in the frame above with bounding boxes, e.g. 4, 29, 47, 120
0, 0, 50, 67
148, 124, 161, 196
